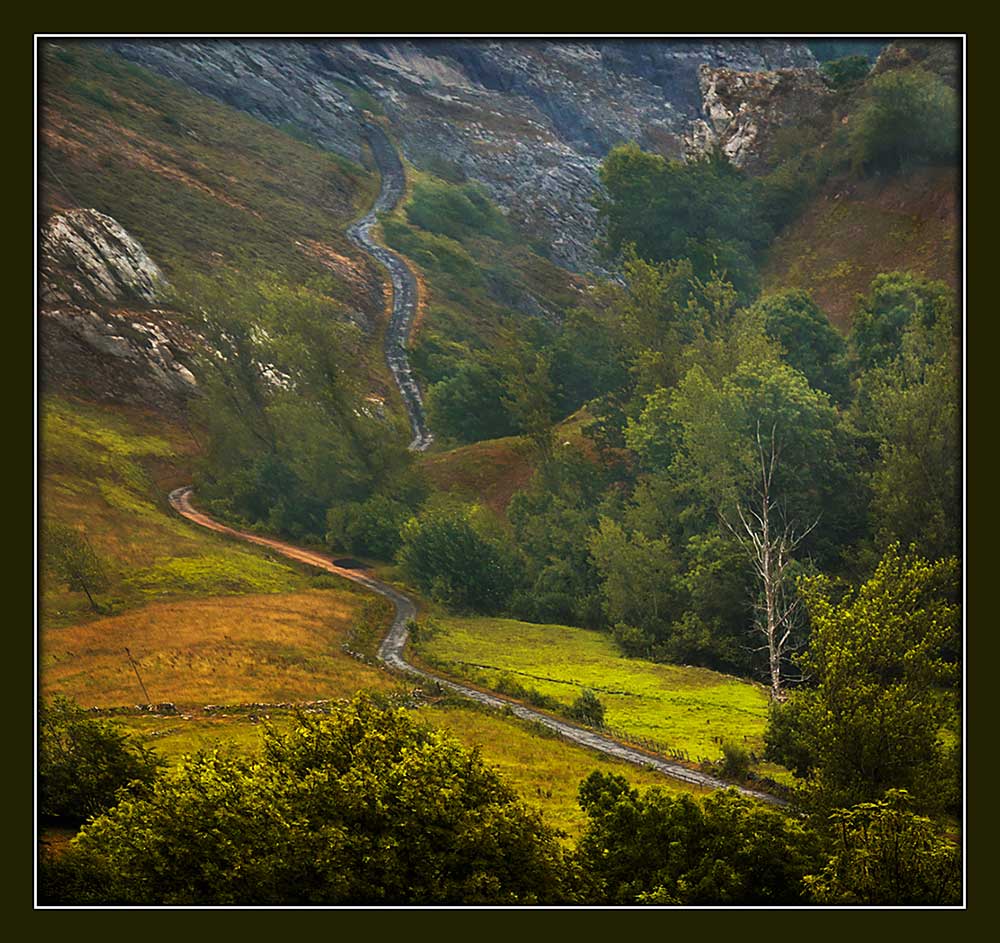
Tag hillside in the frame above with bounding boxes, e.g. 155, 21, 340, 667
109, 38, 817, 272
762, 165, 959, 330
39, 42, 395, 409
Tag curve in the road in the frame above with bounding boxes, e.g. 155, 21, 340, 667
347, 124, 433, 452
168, 485, 783, 805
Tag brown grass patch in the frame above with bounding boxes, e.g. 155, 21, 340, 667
40, 590, 398, 708
421, 436, 535, 516
763, 166, 960, 330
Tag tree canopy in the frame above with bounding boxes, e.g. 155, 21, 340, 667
39, 696, 163, 825
765, 544, 960, 812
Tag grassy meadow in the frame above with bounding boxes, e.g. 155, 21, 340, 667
40, 396, 328, 628
414, 615, 774, 764
40, 590, 401, 708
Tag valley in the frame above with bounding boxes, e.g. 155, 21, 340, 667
36, 36, 963, 907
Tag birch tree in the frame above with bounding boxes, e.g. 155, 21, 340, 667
724, 421, 817, 701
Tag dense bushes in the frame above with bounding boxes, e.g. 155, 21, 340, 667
42, 696, 576, 905
597, 144, 768, 298
398, 503, 520, 613
847, 68, 958, 174
576, 773, 821, 905
39, 696, 163, 825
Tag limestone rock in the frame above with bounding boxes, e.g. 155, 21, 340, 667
41, 208, 166, 308
39, 209, 197, 412
685, 65, 833, 172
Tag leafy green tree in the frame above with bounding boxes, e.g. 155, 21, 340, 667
502, 351, 557, 467
850, 271, 955, 372
326, 494, 414, 560
863, 301, 961, 560
42, 696, 577, 905
804, 790, 961, 904
426, 361, 519, 444
171, 268, 404, 541
751, 289, 851, 403
39, 696, 163, 825
639, 360, 863, 561
847, 67, 958, 174
398, 503, 520, 613
507, 452, 609, 627
42, 522, 109, 612
588, 517, 682, 643
575, 773, 820, 905
596, 144, 768, 298
766, 544, 960, 812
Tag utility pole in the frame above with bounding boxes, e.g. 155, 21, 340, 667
124, 647, 151, 706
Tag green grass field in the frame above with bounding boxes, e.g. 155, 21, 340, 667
415, 615, 774, 764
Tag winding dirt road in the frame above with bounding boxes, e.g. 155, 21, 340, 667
168, 485, 783, 805
347, 123, 433, 452
166, 125, 784, 806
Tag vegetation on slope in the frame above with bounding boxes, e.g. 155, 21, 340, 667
40, 396, 316, 626
40, 42, 379, 316
380, 165, 591, 447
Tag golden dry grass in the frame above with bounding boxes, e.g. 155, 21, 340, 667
41, 590, 401, 708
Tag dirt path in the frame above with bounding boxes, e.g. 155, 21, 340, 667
347, 123, 433, 452
168, 486, 784, 805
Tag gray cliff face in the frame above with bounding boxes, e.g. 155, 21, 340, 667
109, 39, 817, 272
40, 209, 197, 411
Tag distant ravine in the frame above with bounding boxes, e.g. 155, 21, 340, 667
168, 486, 783, 805
347, 123, 433, 452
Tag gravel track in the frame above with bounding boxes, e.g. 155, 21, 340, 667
347, 123, 433, 452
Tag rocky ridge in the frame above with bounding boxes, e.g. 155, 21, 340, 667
109, 39, 818, 271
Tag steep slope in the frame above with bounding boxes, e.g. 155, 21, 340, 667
39, 42, 392, 402
108, 38, 817, 271
761, 166, 960, 330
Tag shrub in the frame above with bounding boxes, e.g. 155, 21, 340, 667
398, 504, 520, 613
820, 55, 871, 89
39, 696, 164, 825
326, 494, 412, 559
848, 68, 958, 174
804, 790, 961, 905
568, 689, 606, 728
41, 696, 577, 905
719, 740, 751, 780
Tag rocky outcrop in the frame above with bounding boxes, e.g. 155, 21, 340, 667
684, 65, 834, 172
39, 209, 197, 412
41, 209, 166, 308
109, 39, 818, 272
